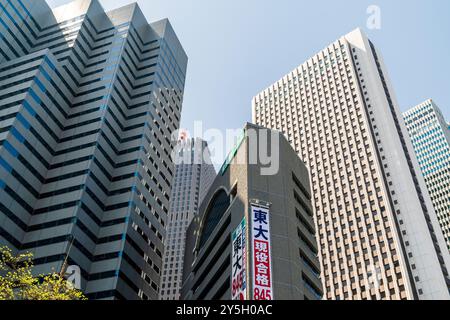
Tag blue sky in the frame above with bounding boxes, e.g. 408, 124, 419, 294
48, 0, 450, 164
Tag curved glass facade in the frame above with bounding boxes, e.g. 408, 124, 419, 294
199, 189, 229, 248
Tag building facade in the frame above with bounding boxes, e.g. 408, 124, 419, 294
0, 0, 187, 300
181, 123, 323, 300
160, 138, 216, 300
403, 99, 450, 250
252, 29, 450, 300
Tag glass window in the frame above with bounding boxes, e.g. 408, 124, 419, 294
198, 189, 230, 248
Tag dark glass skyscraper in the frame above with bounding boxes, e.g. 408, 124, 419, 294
0, 0, 187, 300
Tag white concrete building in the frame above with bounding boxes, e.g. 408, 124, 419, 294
252, 28, 450, 300
403, 99, 450, 251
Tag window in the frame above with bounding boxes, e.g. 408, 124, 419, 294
198, 189, 230, 248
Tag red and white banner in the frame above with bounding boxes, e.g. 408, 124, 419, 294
231, 218, 247, 300
251, 205, 273, 300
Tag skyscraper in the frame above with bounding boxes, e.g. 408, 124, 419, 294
0, 0, 187, 300
181, 123, 323, 300
160, 138, 216, 300
403, 99, 450, 250
252, 28, 450, 300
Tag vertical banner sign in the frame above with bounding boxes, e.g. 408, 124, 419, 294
231, 218, 247, 300
251, 205, 273, 300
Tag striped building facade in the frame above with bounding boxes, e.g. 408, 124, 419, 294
160, 138, 216, 300
252, 29, 450, 300
403, 100, 450, 250
0, 0, 187, 300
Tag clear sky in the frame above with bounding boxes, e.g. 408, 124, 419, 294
47, 0, 450, 165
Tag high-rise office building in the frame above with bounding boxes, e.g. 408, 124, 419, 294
252, 28, 450, 300
181, 123, 323, 300
0, 0, 187, 300
403, 99, 450, 250
160, 138, 216, 300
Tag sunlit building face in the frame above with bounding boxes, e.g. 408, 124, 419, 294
252, 28, 450, 300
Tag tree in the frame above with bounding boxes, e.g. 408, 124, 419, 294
0, 246, 87, 300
